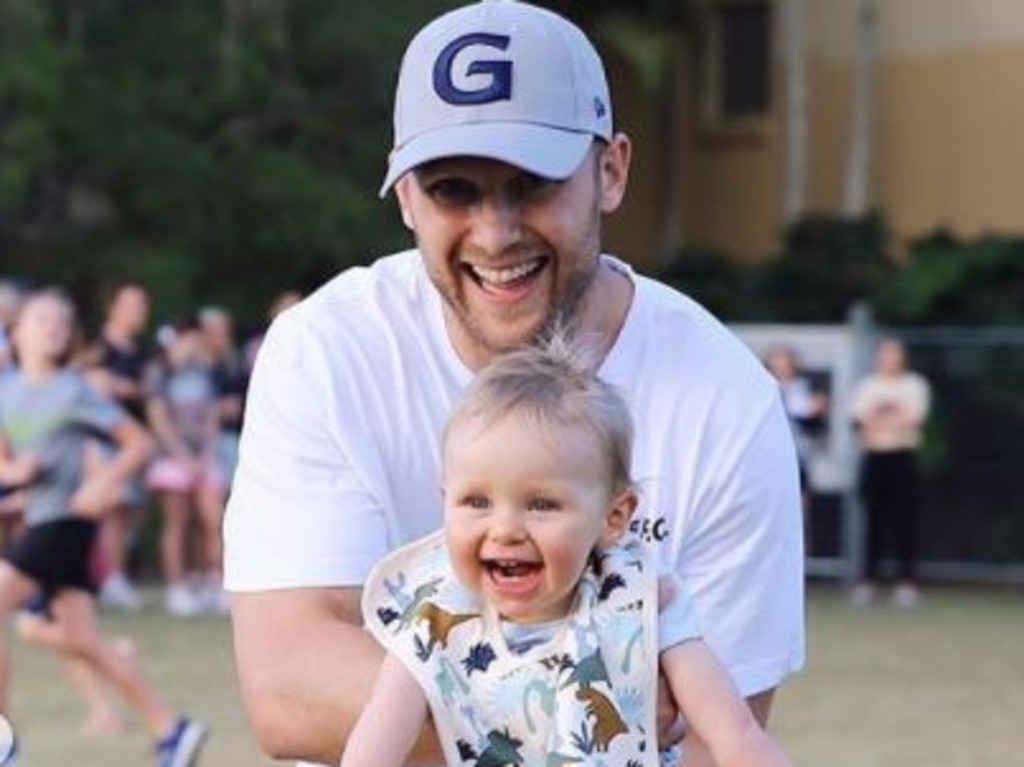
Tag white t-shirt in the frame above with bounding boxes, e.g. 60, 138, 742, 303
224, 250, 805, 700
851, 371, 931, 451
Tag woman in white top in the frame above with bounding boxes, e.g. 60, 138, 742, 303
850, 338, 932, 607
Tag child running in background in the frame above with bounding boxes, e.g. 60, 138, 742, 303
341, 333, 793, 767
0, 288, 207, 766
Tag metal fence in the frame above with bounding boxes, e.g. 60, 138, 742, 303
734, 312, 1024, 585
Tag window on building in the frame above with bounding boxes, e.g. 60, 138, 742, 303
708, 1, 772, 121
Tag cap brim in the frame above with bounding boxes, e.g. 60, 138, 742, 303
379, 123, 594, 197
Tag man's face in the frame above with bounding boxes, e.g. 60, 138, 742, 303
396, 137, 629, 369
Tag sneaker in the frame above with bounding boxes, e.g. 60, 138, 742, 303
198, 582, 230, 616
154, 717, 207, 767
165, 585, 202, 618
0, 737, 20, 761
848, 582, 877, 607
99, 572, 144, 612
892, 583, 921, 608
1, 713, 18, 765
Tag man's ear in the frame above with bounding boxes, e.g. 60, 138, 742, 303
598, 133, 632, 214
394, 175, 416, 230
599, 486, 638, 548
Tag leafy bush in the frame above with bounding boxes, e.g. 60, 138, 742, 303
661, 213, 1024, 327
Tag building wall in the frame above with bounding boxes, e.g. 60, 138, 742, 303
608, 0, 1024, 267
810, 0, 1024, 243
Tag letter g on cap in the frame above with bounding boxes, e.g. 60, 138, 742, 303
433, 33, 512, 105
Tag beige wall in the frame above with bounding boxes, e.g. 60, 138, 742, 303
811, 0, 1024, 243
875, 46, 1024, 240
609, 0, 1024, 266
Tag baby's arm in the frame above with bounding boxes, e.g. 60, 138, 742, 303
339, 650, 429, 767
661, 640, 793, 767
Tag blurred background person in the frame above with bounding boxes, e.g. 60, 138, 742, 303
145, 318, 226, 617
765, 344, 830, 506
850, 337, 932, 607
242, 288, 302, 372
0, 287, 207, 764
0, 279, 27, 374
197, 306, 248, 491
0, 279, 29, 546
79, 283, 154, 612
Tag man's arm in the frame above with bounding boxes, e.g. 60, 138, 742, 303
229, 586, 442, 764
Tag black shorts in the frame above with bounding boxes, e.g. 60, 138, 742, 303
4, 518, 99, 598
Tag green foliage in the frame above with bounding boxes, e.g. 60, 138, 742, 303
661, 213, 894, 323
750, 212, 895, 322
656, 246, 754, 320
663, 213, 1024, 326
0, 0, 458, 327
874, 231, 1024, 325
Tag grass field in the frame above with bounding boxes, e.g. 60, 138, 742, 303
6, 583, 1023, 765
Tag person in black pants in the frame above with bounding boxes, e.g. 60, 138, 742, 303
850, 338, 932, 607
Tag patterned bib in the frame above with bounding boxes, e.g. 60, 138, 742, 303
363, 531, 663, 766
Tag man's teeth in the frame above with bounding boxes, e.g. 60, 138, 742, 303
473, 260, 540, 285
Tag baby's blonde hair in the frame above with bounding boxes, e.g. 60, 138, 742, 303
443, 328, 634, 494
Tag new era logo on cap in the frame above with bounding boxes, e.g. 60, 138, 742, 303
380, 0, 613, 195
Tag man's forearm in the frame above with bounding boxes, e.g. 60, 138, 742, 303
230, 590, 443, 764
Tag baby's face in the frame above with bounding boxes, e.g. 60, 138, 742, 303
441, 411, 623, 624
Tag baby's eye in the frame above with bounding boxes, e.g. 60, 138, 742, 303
464, 495, 490, 510
527, 497, 559, 512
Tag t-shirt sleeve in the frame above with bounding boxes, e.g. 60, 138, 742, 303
658, 573, 702, 652
677, 397, 806, 698
74, 374, 128, 432
223, 315, 390, 592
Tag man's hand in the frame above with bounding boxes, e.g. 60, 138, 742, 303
230, 587, 444, 764
657, 668, 688, 749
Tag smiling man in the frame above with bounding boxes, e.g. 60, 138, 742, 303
224, 2, 805, 766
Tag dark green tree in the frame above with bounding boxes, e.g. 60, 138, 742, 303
0, 0, 460, 328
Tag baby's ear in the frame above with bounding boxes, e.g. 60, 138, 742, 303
599, 486, 637, 548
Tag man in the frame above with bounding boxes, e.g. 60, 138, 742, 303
225, 2, 806, 765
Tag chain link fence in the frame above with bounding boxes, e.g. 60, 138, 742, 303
736, 313, 1024, 584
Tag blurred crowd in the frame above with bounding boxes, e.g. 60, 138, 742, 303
763, 341, 931, 609
0, 273, 934, 622
0, 275, 301, 618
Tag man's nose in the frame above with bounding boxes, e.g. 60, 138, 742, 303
469, 195, 523, 255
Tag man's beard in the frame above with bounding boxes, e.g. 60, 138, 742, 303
431, 251, 599, 358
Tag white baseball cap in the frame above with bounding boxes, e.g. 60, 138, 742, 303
380, 0, 613, 196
